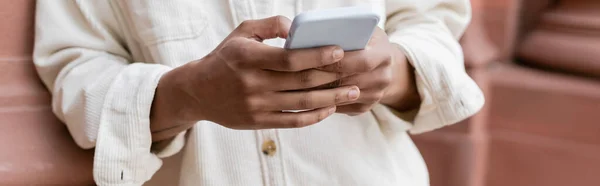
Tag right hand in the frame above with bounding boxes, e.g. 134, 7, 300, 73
150, 16, 360, 140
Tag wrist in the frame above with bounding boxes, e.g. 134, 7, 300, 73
150, 66, 199, 141
381, 46, 421, 111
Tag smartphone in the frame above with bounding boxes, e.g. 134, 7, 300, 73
284, 6, 380, 51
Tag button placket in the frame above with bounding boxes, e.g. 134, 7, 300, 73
262, 139, 277, 156
257, 129, 286, 186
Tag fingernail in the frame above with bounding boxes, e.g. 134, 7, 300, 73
332, 48, 344, 60
328, 107, 336, 115
348, 87, 360, 100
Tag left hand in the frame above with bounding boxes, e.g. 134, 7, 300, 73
318, 28, 421, 115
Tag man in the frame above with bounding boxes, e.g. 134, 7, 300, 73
34, 0, 483, 185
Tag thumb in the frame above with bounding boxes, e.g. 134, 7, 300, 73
234, 16, 292, 41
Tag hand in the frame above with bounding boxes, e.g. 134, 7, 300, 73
150, 16, 361, 141
319, 28, 420, 115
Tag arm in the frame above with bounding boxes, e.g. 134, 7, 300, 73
378, 0, 485, 133
35, 3, 353, 183
34, 1, 183, 184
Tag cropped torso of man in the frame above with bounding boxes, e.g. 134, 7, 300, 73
34, 0, 483, 185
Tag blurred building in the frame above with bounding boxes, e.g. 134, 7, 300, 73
0, 0, 598, 185
413, 0, 600, 186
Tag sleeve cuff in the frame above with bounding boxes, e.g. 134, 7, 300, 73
408, 78, 484, 134
92, 63, 175, 185
381, 29, 485, 134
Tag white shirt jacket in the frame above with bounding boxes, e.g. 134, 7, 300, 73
33, 0, 484, 185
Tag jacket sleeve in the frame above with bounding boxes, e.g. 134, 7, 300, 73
34, 1, 185, 185
373, 0, 484, 134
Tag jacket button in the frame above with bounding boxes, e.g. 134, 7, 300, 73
261, 140, 277, 156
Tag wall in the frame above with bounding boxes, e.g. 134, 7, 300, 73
9, 0, 599, 186
414, 0, 600, 186
0, 0, 94, 185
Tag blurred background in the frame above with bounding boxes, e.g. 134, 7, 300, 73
0, 0, 599, 185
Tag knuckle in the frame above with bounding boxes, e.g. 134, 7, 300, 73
304, 114, 322, 127
244, 96, 263, 111
334, 60, 348, 72
220, 39, 248, 65
239, 20, 254, 30
383, 68, 393, 80
334, 89, 344, 103
358, 57, 374, 72
334, 61, 344, 71
316, 111, 327, 123
218, 41, 237, 61
273, 15, 286, 25
290, 117, 307, 128
375, 77, 391, 90
236, 42, 253, 59
382, 54, 393, 67
272, 16, 290, 36
298, 70, 314, 86
298, 92, 313, 108
247, 115, 261, 125
364, 60, 377, 72
240, 73, 258, 90
380, 71, 394, 89
240, 81, 254, 92
319, 48, 331, 66
381, 78, 392, 89
376, 92, 385, 100
281, 51, 295, 70
336, 72, 345, 82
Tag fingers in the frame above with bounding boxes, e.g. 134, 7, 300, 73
333, 88, 385, 111
249, 45, 344, 71
318, 27, 391, 73
272, 46, 344, 72
258, 69, 349, 91
334, 64, 392, 90
260, 106, 337, 128
242, 45, 343, 71
224, 16, 344, 71
235, 15, 292, 40
318, 49, 391, 73
253, 86, 360, 111
220, 39, 343, 71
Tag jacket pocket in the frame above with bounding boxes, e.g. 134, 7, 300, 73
122, 0, 208, 46
118, 0, 213, 66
